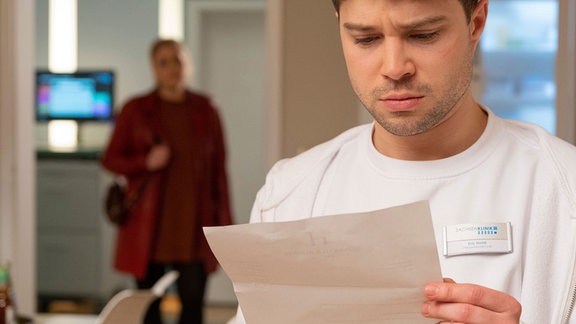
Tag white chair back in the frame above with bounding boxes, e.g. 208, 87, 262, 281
95, 270, 179, 324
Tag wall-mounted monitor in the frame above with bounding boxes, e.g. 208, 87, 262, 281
35, 70, 115, 122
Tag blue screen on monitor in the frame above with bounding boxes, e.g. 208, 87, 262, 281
36, 70, 115, 121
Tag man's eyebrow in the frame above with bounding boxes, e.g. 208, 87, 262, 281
399, 15, 447, 31
342, 22, 377, 32
343, 15, 447, 32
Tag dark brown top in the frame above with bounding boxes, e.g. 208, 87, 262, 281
152, 99, 199, 262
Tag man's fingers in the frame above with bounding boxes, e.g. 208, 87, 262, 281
424, 300, 499, 323
424, 282, 522, 316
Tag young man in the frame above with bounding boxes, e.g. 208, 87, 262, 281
228, 0, 576, 323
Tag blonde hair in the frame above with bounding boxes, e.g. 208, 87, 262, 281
149, 39, 181, 60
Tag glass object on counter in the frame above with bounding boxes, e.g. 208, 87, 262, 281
0, 264, 15, 324
479, 0, 558, 134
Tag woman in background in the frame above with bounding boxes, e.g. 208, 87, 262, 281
101, 39, 233, 324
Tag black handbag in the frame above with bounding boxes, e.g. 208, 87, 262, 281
104, 177, 147, 226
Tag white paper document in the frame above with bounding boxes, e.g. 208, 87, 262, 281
204, 201, 442, 324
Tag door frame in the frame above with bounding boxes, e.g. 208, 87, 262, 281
0, 0, 36, 316
187, 0, 280, 167
557, 0, 576, 143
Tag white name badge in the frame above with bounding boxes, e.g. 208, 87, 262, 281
443, 222, 512, 257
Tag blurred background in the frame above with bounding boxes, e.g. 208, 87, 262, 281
479, 0, 559, 134
0, 0, 575, 322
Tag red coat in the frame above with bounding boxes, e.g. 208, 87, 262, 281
101, 89, 232, 279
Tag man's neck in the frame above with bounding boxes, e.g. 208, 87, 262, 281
372, 100, 488, 161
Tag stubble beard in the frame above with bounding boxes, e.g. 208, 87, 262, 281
356, 61, 473, 137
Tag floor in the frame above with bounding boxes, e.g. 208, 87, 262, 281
204, 305, 238, 324
44, 293, 238, 324
162, 294, 237, 324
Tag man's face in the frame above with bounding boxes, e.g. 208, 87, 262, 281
152, 44, 188, 91
339, 0, 483, 137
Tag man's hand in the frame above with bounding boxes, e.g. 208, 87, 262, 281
146, 144, 171, 171
421, 278, 522, 323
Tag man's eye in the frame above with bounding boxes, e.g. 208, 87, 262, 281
354, 36, 378, 45
410, 32, 440, 42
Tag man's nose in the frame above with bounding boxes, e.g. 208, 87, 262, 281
379, 40, 415, 81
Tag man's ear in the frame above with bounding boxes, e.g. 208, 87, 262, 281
470, 0, 488, 42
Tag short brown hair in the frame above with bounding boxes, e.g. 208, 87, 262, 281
331, 0, 479, 22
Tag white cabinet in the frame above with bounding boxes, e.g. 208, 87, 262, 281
36, 155, 128, 308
